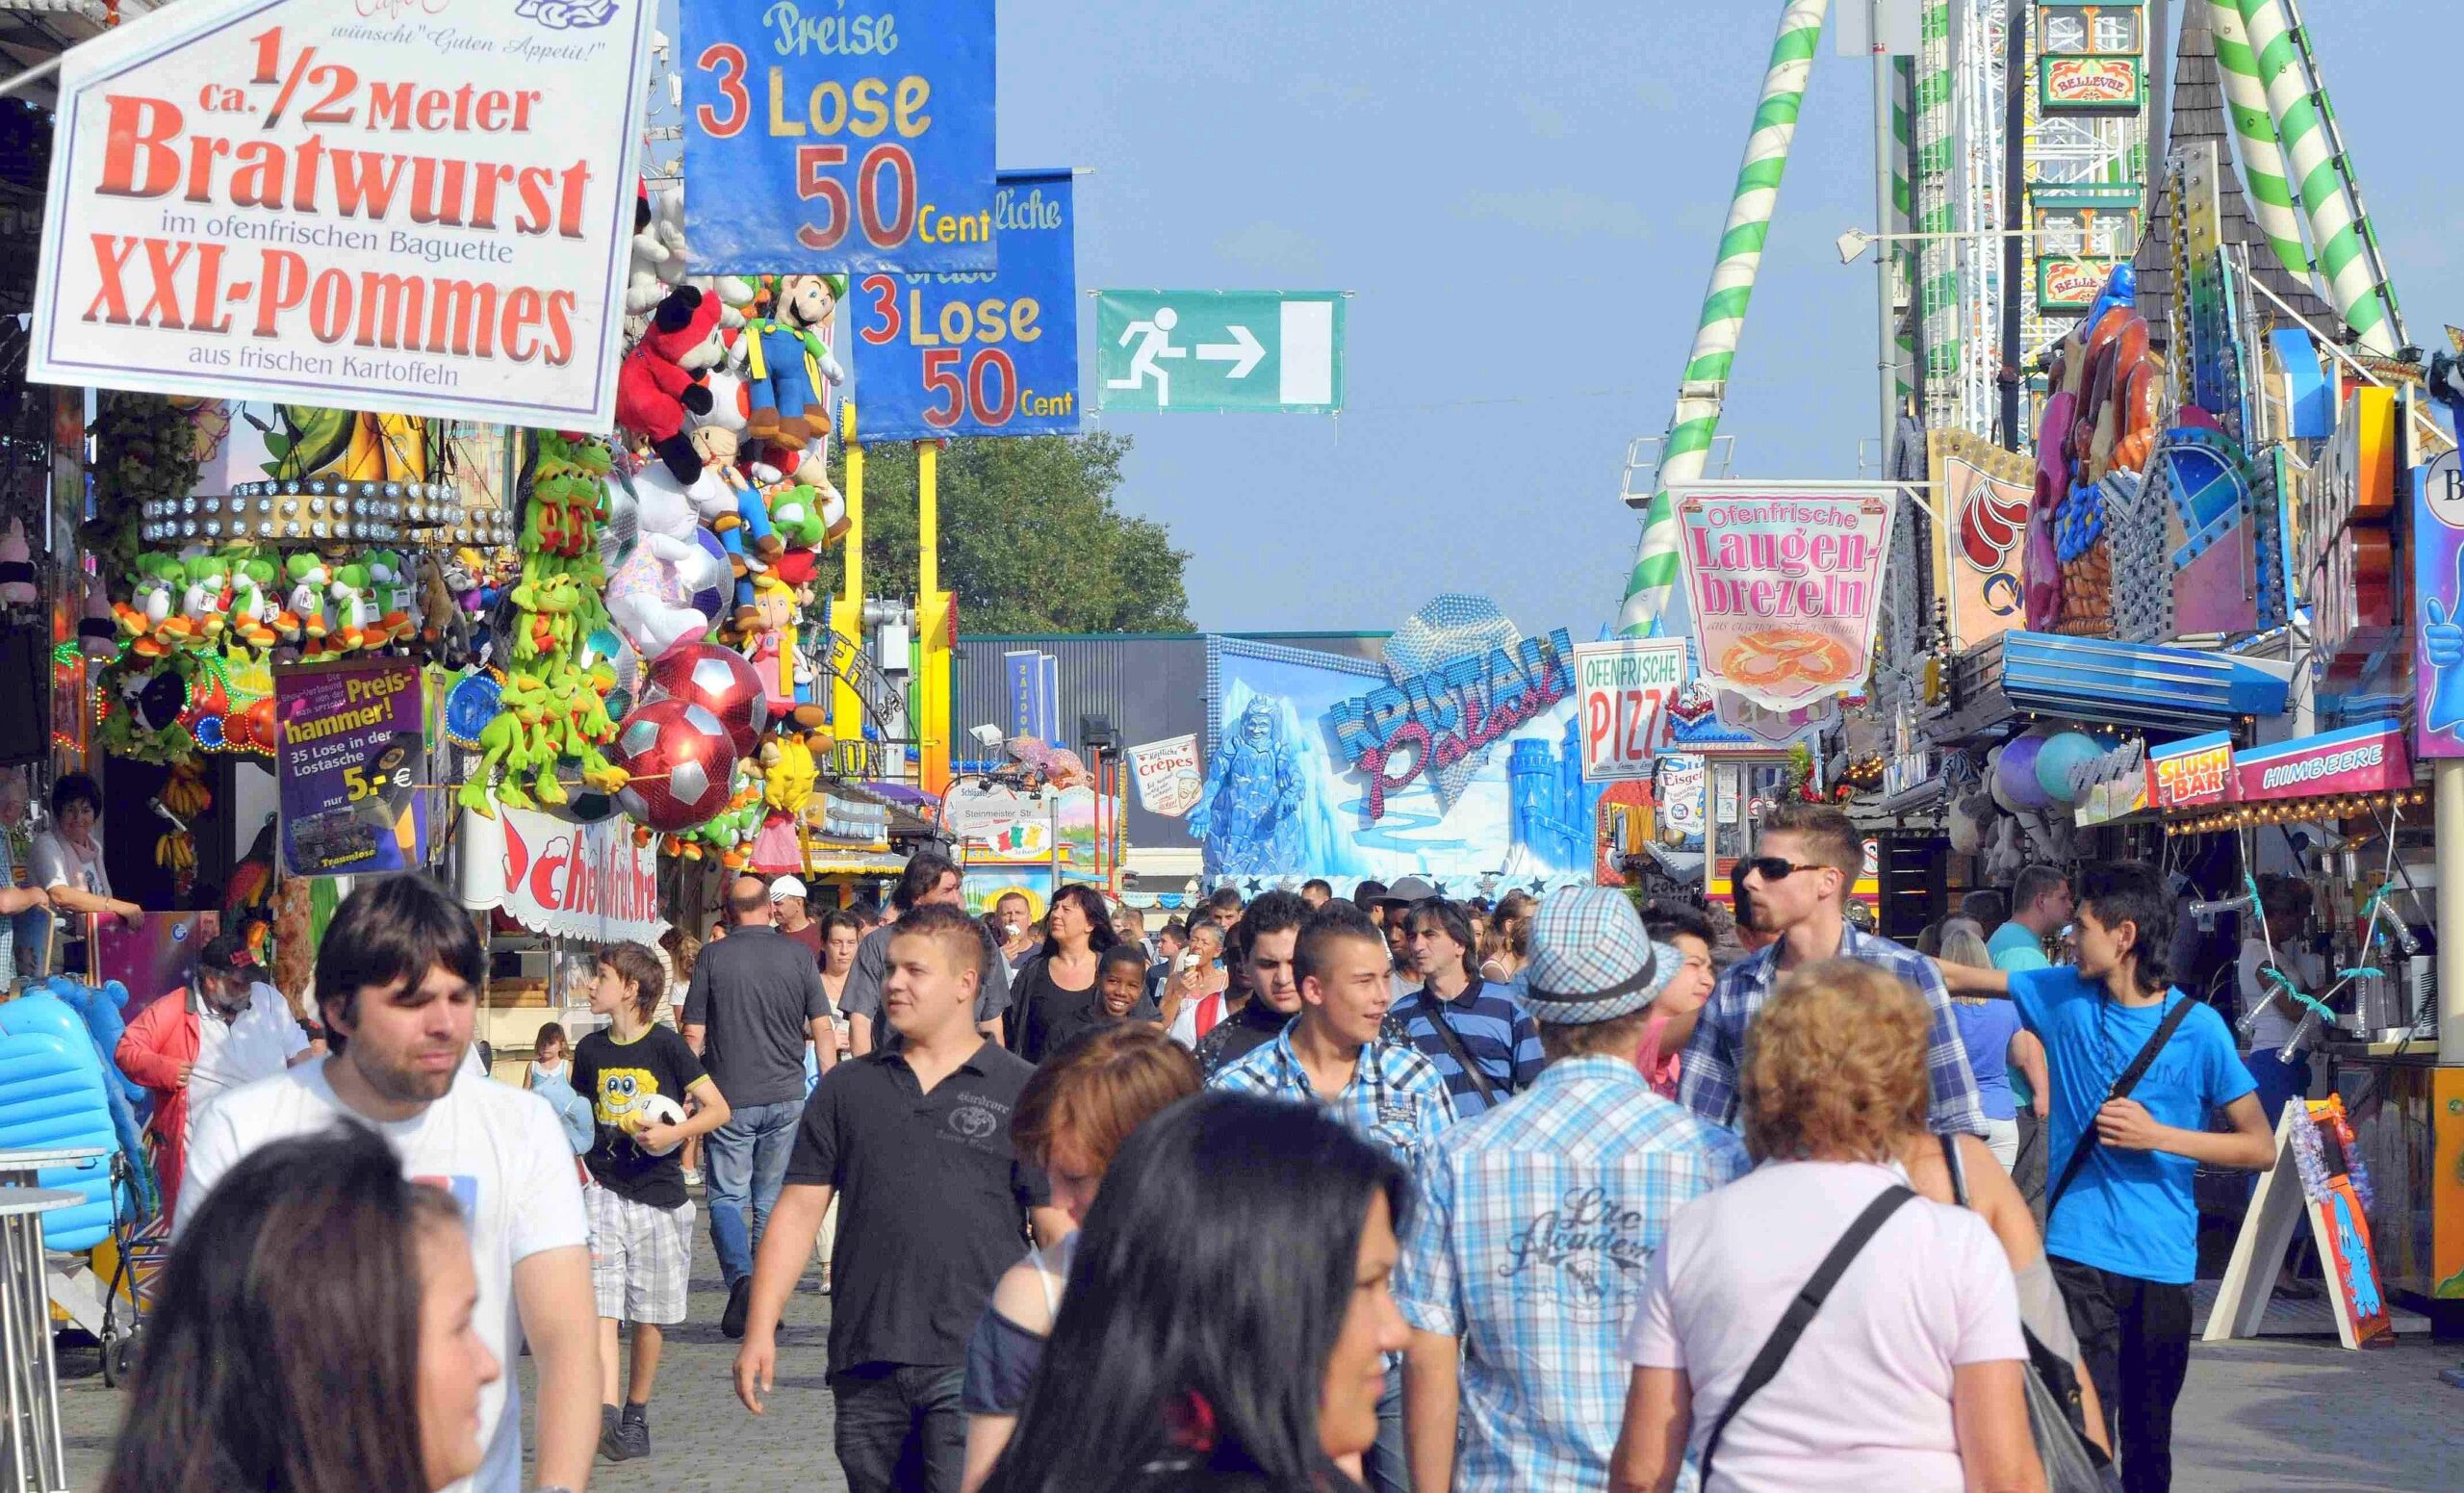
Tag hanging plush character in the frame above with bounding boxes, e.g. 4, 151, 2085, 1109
0, 520, 37, 605
605, 464, 720, 660
79, 574, 121, 658
616, 285, 723, 485
743, 274, 846, 444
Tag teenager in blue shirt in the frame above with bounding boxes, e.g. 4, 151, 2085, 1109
1942, 862, 2273, 1493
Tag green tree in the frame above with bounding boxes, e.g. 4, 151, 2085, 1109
818, 431, 1192, 633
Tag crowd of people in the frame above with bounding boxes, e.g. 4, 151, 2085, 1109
99, 800, 2301, 1493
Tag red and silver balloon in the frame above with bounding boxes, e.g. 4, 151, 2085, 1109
610, 699, 740, 832
643, 641, 768, 757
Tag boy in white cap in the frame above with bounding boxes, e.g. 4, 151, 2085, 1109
1394, 888, 1749, 1493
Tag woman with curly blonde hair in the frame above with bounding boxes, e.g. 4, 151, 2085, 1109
1612, 960, 2044, 1493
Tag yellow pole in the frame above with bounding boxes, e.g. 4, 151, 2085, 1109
917, 441, 952, 796
833, 401, 865, 747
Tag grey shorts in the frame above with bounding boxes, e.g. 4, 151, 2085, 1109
587, 1185, 695, 1326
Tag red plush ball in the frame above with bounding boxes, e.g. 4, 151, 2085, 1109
610, 699, 740, 832
644, 641, 769, 756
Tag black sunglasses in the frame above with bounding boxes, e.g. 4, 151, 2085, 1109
1739, 856, 1828, 886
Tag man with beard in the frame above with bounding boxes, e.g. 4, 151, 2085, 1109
178, 875, 597, 1493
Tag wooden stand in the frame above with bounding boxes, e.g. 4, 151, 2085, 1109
2206, 1102, 2393, 1349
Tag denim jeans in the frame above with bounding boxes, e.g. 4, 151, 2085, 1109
832, 1364, 967, 1493
705, 1099, 803, 1286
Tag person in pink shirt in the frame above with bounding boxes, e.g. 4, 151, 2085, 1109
1633, 905, 1718, 1100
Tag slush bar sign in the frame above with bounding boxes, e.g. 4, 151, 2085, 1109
2147, 733, 2232, 810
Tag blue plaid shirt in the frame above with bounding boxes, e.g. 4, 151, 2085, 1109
1678, 926, 1987, 1138
1210, 1026, 1457, 1174
1392, 979, 1546, 1119
1395, 1057, 1747, 1493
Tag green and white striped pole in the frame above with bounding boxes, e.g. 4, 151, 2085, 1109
1913, 0, 1956, 428
1617, 0, 1830, 638
1892, 55, 1915, 420
2237, 0, 2396, 353
2207, 1, 2313, 286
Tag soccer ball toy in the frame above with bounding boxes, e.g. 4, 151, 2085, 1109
609, 699, 740, 832
644, 641, 768, 757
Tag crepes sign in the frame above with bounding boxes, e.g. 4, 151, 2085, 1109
28, 0, 656, 427
1675, 483, 1896, 711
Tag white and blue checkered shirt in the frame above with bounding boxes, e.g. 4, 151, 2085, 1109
1678, 925, 1988, 1138
1394, 1057, 1749, 1493
1210, 1025, 1457, 1174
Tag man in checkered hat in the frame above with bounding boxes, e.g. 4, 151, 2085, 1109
1392, 888, 1749, 1493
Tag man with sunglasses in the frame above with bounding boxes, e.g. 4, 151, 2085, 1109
1677, 803, 1986, 1138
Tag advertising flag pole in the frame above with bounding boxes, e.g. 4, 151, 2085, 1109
1618, 0, 1832, 638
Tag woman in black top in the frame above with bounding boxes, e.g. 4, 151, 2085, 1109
1011, 884, 1118, 1063
978, 1093, 1412, 1493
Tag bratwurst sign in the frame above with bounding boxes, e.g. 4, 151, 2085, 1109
29, 0, 656, 428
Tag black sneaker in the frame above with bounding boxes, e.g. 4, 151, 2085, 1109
722, 1276, 754, 1340
612, 1405, 650, 1461
597, 1404, 627, 1462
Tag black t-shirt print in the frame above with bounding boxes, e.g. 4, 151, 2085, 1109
571, 1024, 709, 1210
784, 1040, 1051, 1373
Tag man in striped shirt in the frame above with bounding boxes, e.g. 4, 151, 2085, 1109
1394, 898, 1543, 1118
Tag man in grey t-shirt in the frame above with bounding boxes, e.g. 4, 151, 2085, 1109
841, 850, 1011, 1056
684, 876, 836, 1336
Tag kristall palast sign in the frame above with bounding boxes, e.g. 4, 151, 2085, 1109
29, 0, 658, 428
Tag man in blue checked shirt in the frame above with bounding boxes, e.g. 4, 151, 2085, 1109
1679, 802, 1988, 1138
1214, 901, 1455, 1493
1396, 889, 1748, 1493
1395, 898, 1543, 1118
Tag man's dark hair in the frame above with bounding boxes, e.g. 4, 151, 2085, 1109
50, 771, 102, 819
1405, 899, 1479, 982
1160, 919, 1189, 943
1351, 880, 1389, 912
1300, 878, 1333, 899
1294, 902, 1384, 988
2012, 864, 2069, 917
2076, 862, 2175, 990
894, 850, 961, 912
597, 940, 667, 1021
1208, 886, 1245, 914
315, 875, 483, 1053
1643, 902, 1717, 948
1960, 888, 2008, 930
1731, 880, 1757, 926
889, 901, 988, 982
1758, 802, 1862, 877
1242, 890, 1310, 943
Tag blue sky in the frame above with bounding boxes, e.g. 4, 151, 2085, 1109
681, 2, 2464, 636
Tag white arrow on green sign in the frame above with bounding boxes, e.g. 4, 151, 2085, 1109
1094, 291, 1345, 414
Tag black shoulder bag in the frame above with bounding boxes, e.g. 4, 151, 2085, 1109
1696, 1186, 1914, 1482
2043, 995, 2197, 1216
1410, 991, 1502, 1107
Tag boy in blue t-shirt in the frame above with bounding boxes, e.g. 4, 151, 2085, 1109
1944, 862, 2272, 1493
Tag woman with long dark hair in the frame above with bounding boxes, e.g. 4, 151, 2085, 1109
100, 1125, 500, 1493
981, 1092, 1412, 1493
1012, 883, 1120, 1064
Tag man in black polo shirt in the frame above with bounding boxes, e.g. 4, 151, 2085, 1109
682, 876, 836, 1338
839, 850, 1012, 1055
732, 902, 1065, 1493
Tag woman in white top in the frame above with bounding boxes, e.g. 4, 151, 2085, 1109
1611, 959, 2045, 1493
32, 772, 142, 973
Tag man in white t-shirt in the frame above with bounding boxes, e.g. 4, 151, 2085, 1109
180, 875, 597, 1493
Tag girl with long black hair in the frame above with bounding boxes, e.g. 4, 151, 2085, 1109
981, 1092, 1412, 1493
1011, 883, 1121, 1063
100, 1124, 499, 1493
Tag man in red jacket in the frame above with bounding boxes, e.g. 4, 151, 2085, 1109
116, 933, 311, 1215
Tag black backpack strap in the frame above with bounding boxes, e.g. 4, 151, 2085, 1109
2045, 995, 2199, 1216
1698, 1185, 1916, 1480
1939, 1131, 1969, 1207
1412, 990, 1501, 1105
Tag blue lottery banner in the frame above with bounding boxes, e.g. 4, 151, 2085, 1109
681, 0, 997, 273
853, 170, 1080, 439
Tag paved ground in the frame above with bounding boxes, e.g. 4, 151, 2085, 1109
51, 1225, 2464, 1491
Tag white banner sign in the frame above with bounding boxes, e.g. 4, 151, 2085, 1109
1125, 734, 1203, 816
29, 0, 656, 428
1572, 640, 1686, 783
500, 808, 667, 946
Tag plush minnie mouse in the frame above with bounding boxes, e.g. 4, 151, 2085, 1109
617, 285, 723, 484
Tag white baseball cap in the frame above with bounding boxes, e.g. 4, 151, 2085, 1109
769, 875, 809, 902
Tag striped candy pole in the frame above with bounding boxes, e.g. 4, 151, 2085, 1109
1617, 0, 1830, 638
2207, 1, 2313, 286
2237, 0, 2396, 352
1914, 0, 1957, 429
1892, 55, 1915, 419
